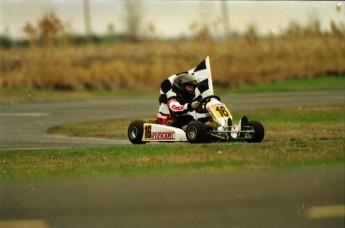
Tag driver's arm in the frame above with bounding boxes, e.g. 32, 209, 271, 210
167, 99, 200, 114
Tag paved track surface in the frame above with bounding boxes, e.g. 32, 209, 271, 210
1, 91, 344, 227
1, 168, 344, 227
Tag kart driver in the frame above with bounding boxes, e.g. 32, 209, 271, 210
158, 73, 201, 128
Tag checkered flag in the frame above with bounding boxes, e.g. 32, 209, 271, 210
158, 56, 214, 115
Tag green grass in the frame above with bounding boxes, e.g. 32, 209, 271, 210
218, 76, 345, 94
243, 106, 345, 122
0, 140, 343, 182
1, 76, 344, 103
0, 87, 157, 104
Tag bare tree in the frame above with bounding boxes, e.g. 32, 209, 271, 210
221, 1, 231, 39
125, 1, 142, 42
83, 0, 92, 41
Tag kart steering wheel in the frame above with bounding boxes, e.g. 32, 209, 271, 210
195, 95, 221, 113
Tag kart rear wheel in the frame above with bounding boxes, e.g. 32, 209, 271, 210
186, 121, 208, 143
128, 120, 147, 144
246, 121, 265, 143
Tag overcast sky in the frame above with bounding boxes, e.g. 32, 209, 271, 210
1, 0, 344, 39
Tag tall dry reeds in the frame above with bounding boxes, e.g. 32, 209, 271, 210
0, 15, 344, 90
1, 37, 344, 90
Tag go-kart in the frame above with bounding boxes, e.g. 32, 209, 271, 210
128, 95, 264, 144
127, 56, 264, 144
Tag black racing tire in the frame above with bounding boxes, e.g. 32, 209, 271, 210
186, 120, 208, 143
128, 120, 147, 144
246, 121, 265, 143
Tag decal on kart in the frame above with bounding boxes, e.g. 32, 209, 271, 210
144, 124, 175, 140
152, 132, 175, 140
208, 104, 232, 119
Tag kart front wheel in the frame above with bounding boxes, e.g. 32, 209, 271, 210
186, 121, 208, 143
246, 121, 265, 143
128, 120, 147, 144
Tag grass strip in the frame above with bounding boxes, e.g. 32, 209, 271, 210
1, 76, 344, 104
0, 139, 344, 182
220, 75, 345, 93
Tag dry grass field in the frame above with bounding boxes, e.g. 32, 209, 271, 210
1, 35, 344, 90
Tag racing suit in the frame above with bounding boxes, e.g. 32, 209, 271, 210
166, 97, 196, 128
158, 76, 201, 128
158, 93, 197, 128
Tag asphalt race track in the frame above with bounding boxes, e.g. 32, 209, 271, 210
1, 168, 344, 227
1, 91, 344, 227
1, 91, 344, 149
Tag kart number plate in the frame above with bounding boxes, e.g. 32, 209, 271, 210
143, 123, 176, 140
210, 104, 232, 119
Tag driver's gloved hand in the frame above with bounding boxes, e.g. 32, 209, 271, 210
191, 101, 201, 110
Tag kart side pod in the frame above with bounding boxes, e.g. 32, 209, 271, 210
142, 123, 187, 142
128, 120, 187, 144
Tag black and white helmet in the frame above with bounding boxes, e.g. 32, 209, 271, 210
172, 73, 198, 102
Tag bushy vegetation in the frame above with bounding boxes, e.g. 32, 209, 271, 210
0, 13, 344, 90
